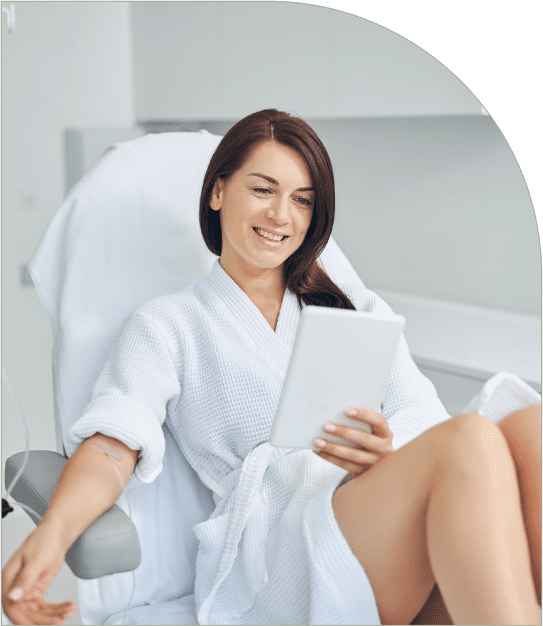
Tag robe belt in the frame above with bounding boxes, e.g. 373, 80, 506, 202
197, 442, 293, 624
213, 442, 293, 502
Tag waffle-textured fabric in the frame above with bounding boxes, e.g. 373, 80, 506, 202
463, 371, 541, 423
66, 259, 451, 625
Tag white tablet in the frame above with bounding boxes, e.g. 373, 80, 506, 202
269, 305, 405, 449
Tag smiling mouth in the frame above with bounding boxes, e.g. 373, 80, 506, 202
253, 227, 288, 242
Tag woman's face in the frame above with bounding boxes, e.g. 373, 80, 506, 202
209, 141, 315, 282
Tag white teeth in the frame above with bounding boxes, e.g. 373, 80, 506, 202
256, 228, 284, 241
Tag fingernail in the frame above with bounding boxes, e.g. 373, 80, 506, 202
64, 609, 75, 618
324, 422, 336, 432
344, 407, 357, 416
9, 588, 23, 600
314, 438, 326, 447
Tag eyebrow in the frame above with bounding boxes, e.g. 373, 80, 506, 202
248, 172, 313, 192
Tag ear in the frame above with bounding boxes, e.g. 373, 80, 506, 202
209, 179, 224, 212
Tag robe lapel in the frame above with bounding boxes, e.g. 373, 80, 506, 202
205, 260, 300, 378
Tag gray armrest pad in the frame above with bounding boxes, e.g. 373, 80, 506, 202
5, 450, 141, 579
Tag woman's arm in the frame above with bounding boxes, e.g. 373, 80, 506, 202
2, 433, 140, 625
41, 432, 140, 550
3, 307, 178, 624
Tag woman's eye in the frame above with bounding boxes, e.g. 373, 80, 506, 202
253, 187, 312, 206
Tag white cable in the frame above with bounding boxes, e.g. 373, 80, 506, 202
2, 366, 136, 624
2, 367, 42, 522
109, 460, 136, 626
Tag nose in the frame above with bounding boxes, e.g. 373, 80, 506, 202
265, 194, 290, 225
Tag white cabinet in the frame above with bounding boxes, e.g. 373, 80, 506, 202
416, 364, 490, 417
132, 2, 483, 122
331, 12, 483, 117
133, 3, 222, 121
373, 288, 541, 416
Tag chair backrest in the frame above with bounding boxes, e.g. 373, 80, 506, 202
29, 130, 365, 623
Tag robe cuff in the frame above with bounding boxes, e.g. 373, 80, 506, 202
66, 394, 166, 490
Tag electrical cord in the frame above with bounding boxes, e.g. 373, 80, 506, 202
2, 367, 135, 625
2, 367, 42, 523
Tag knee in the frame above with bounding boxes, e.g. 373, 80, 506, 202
437, 412, 514, 478
447, 411, 499, 435
498, 404, 541, 438
497, 405, 541, 474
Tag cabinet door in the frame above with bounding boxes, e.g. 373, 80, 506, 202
133, 3, 222, 121
133, 2, 483, 121
133, 2, 333, 121
417, 363, 488, 416
218, 2, 332, 119
331, 11, 482, 117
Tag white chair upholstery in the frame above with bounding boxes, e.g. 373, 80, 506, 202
29, 130, 366, 624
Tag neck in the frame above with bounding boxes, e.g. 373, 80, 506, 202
219, 257, 285, 304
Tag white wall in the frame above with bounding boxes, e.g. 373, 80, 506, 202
2, 0, 135, 459
310, 117, 541, 315
2, 3, 135, 623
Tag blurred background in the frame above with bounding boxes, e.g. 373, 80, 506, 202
2, 3, 540, 624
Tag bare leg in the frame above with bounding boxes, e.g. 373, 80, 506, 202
411, 405, 542, 625
333, 413, 540, 625
498, 404, 542, 606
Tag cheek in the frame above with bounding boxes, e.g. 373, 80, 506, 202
220, 202, 242, 230
231, 197, 254, 223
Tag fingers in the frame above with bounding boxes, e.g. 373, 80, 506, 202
2, 549, 22, 598
30, 597, 76, 622
312, 407, 394, 477
2, 550, 76, 625
5, 560, 49, 612
314, 437, 380, 466
314, 449, 367, 476
4, 551, 41, 604
344, 406, 392, 439
4, 595, 76, 625
322, 421, 388, 455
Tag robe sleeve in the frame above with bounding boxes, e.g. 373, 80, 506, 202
65, 309, 181, 489
370, 294, 452, 450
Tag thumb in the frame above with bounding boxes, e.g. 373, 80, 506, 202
7, 558, 52, 602
2, 551, 24, 600
7, 586, 24, 602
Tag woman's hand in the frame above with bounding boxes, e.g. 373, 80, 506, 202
2, 521, 77, 625
313, 407, 394, 478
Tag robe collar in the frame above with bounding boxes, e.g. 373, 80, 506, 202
205, 259, 300, 374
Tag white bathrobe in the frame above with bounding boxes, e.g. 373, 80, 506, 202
67, 259, 451, 625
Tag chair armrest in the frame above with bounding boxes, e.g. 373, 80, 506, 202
5, 450, 141, 580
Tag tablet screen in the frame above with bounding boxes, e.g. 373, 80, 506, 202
269, 306, 405, 449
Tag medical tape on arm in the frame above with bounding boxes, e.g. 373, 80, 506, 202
88, 442, 126, 487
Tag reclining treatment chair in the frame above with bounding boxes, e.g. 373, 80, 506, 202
6, 130, 541, 625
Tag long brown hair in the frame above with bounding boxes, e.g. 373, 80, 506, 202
199, 109, 356, 311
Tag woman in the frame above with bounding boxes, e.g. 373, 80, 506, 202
2, 109, 541, 625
